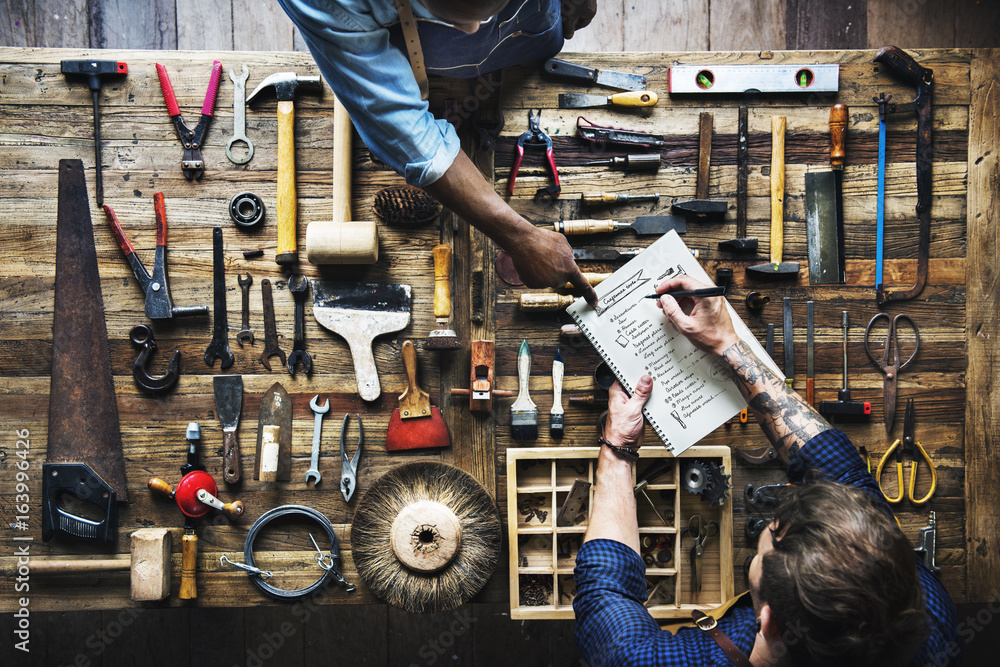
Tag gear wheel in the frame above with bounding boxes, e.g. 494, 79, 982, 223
680, 460, 711, 495
701, 461, 732, 507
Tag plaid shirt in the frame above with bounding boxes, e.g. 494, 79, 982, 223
573, 429, 962, 666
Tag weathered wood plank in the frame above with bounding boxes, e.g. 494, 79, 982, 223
244, 607, 304, 667
786, 0, 868, 50
964, 48, 1000, 601
386, 604, 476, 666
866, 0, 955, 50
955, 0, 1000, 49
624, 0, 710, 52
304, 605, 388, 665
0, 0, 90, 48
233, 0, 297, 52
565, 0, 624, 53
709, 0, 786, 51
90, 0, 177, 50
176, 0, 233, 51
102, 607, 189, 667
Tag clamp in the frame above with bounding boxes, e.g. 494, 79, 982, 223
508, 109, 560, 200
104, 193, 209, 320
155, 60, 223, 180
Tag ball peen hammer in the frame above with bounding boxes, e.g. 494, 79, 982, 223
246, 72, 323, 266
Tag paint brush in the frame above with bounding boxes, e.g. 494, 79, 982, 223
550, 349, 564, 438
511, 339, 538, 441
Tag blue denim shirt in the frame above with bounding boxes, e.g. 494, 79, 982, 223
277, 0, 562, 186
573, 430, 963, 666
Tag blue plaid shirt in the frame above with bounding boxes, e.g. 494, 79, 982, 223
573, 429, 962, 666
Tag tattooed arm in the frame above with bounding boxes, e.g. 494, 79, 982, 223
655, 276, 832, 463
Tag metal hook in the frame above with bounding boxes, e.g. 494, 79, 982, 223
130, 324, 180, 393
220, 554, 273, 578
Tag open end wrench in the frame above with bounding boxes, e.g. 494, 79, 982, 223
259, 278, 285, 370
226, 65, 254, 164
287, 274, 312, 376
307, 395, 329, 486
204, 227, 235, 368
236, 272, 254, 346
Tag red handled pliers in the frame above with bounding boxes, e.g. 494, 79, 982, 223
155, 61, 223, 180
508, 109, 560, 200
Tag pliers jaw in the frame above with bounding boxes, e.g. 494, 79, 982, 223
508, 109, 560, 199
157, 61, 222, 181
340, 414, 363, 502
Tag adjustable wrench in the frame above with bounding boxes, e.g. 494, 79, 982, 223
287, 275, 312, 376
306, 395, 329, 486
236, 272, 254, 346
259, 278, 285, 370
226, 65, 254, 164
204, 227, 235, 368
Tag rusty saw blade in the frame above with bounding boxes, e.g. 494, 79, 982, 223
43, 159, 126, 543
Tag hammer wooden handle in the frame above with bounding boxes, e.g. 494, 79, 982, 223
10, 559, 130, 575
331, 96, 353, 224
433, 244, 452, 319
830, 104, 848, 169
179, 529, 198, 600
276, 99, 297, 265
770, 116, 786, 263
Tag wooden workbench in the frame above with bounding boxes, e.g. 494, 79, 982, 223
0, 47, 996, 612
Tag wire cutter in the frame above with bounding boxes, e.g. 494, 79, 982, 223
155, 60, 223, 180
340, 413, 363, 502
508, 109, 560, 199
876, 398, 937, 505
864, 312, 920, 431
686, 514, 718, 594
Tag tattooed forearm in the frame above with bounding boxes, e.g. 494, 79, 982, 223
719, 340, 831, 463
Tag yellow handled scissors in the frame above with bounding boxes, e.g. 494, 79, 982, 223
876, 398, 937, 505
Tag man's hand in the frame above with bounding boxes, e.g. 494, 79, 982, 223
561, 0, 597, 39
507, 225, 599, 305
655, 275, 739, 355
604, 375, 653, 448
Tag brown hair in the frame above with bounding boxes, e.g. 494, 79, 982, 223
757, 482, 928, 666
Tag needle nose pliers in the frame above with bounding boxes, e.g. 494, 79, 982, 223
155, 60, 223, 180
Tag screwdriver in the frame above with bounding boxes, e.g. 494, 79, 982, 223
583, 154, 661, 171
581, 192, 661, 206
818, 311, 872, 419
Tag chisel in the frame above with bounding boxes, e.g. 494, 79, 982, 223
783, 297, 794, 388
806, 300, 815, 405
581, 193, 660, 207
559, 91, 658, 109
554, 215, 686, 237
572, 248, 644, 261
584, 154, 661, 171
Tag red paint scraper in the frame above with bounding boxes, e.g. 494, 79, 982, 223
386, 341, 451, 451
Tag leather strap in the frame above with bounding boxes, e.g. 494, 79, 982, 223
393, 0, 429, 100
691, 609, 754, 667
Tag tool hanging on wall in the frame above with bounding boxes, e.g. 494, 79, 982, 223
672, 112, 728, 219
386, 341, 451, 451
575, 117, 665, 149
573, 247, 645, 261
720, 106, 757, 252
508, 109, 560, 199
914, 511, 940, 573
226, 64, 254, 164
876, 398, 937, 505
584, 154, 661, 171
551, 350, 565, 438
668, 64, 839, 94
259, 278, 285, 370
247, 71, 323, 265
542, 58, 647, 91
130, 325, 180, 394
805, 105, 848, 284
287, 275, 312, 376
449, 340, 515, 412
148, 423, 244, 599
236, 272, 254, 345
155, 61, 223, 180
213, 375, 244, 484
559, 90, 657, 109
306, 395, 329, 486
255, 382, 293, 482
43, 160, 127, 543
426, 244, 461, 350
350, 461, 502, 613
511, 339, 539, 440
872, 46, 934, 305
104, 193, 209, 320
806, 301, 815, 405
818, 311, 871, 419
782, 297, 795, 389
204, 227, 235, 369
60, 59, 128, 205
340, 414, 363, 501
554, 214, 686, 237
747, 117, 799, 278
864, 312, 919, 431
581, 193, 660, 207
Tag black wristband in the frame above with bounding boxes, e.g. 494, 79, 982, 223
598, 435, 640, 461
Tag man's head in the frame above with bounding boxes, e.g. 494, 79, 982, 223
420, 0, 510, 34
748, 482, 928, 666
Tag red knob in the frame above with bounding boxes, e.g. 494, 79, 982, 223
174, 470, 217, 518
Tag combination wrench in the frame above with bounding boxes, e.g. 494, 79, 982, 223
204, 227, 235, 368
287, 274, 312, 376
226, 65, 254, 164
236, 272, 254, 346
307, 395, 329, 486
259, 278, 285, 370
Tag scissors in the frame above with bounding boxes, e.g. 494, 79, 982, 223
876, 399, 937, 505
864, 313, 920, 431
686, 515, 719, 594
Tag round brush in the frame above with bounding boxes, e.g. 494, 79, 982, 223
350, 461, 501, 613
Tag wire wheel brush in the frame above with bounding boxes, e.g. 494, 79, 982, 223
350, 461, 502, 613
371, 186, 442, 226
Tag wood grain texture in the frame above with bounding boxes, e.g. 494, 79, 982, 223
566, 0, 623, 53
0, 0, 89, 48
787, 0, 867, 50
955, 0, 1000, 49
710, 0, 785, 51
625, 0, 710, 52
233, 0, 297, 52
964, 47, 1000, 601
90, 0, 177, 50
176, 0, 233, 51
304, 605, 388, 665
866, 0, 955, 50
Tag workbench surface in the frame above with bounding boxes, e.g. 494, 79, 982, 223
0, 46, 996, 611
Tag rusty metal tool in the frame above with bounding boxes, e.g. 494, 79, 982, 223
237, 272, 254, 346
130, 324, 180, 394
60, 60, 128, 205
584, 154, 660, 171
747, 117, 799, 278
720, 106, 758, 252
155, 61, 223, 180
819, 311, 872, 420
673, 112, 727, 219
864, 312, 919, 431
557, 479, 592, 527
806, 105, 849, 284
914, 511, 940, 573
287, 274, 312, 376
260, 278, 285, 370
43, 159, 127, 543
246, 72, 324, 265
226, 64, 254, 164
554, 215, 685, 237
559, 90, 657, 109
573, 247, 643, 261
204, 227, 235, 369
306, 395, 329, 486
872, 46, 934, 305
543, 58, 647, 91
576, 117, 665, 149
255, 382, 293, 481
782, 297, 795, 389
104, 193, 209, 320
581, 193, 660, 207
508, 109, 560, 199
340, 414, 363, 502
213, 375, 244, 484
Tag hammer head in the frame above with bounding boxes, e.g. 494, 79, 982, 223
246, 72, 323, 103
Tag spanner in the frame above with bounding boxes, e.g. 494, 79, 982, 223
287, 275, 312, 376
259, 278, 285, 370
204, 227, 235, 368
236, 272, 254, 346
306, 395, 329, 486
226, 65, 254, 164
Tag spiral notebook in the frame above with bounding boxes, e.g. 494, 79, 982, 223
566, 230, 781, 454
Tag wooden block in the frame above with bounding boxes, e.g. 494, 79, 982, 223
130, 528, 172, 601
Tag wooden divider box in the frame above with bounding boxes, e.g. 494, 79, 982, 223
507, 446, 733, 620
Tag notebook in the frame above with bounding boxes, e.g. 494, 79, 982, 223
566, 230, 781, 454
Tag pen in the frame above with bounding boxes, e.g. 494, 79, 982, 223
644, 287, 727, 299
